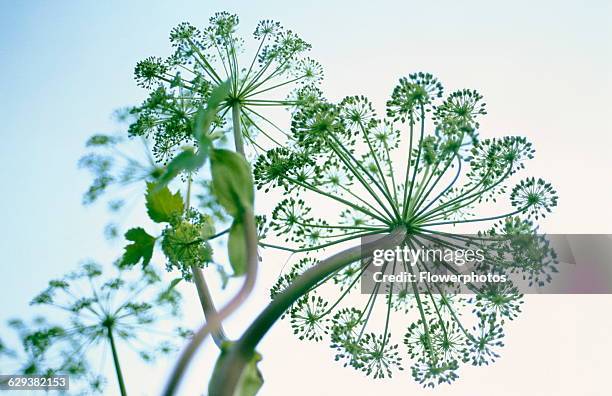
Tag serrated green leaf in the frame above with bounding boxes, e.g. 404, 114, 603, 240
120, 228, 156, 267
146, 182, 184, 223
211, 149, 254, 217
228, 220, 247, 276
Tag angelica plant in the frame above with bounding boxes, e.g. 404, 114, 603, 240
208, 73, 558, 391
71, 11, 561, 395
81, 12, 321, 361
97, 73, 262, 396
9, 260, 187, 395
131, 11, 322, 159
77, 14, 268, 395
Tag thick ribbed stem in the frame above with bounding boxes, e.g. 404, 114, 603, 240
208, 227, 407, 395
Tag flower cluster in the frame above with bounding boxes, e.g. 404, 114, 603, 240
69, 11, 561, 391
255, 74, 558, 385
3, 261, 187, 394
131, 12, 322, 161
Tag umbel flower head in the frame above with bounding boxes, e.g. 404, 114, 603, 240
78, 129, 161, 206
78, 108, 167, 241
255, 73, 558, 385
1, 317, 82, 379
131, 11, 322, 161
6, 260, 189, 394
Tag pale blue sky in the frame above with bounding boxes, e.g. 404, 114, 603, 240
1, 1, 611, 395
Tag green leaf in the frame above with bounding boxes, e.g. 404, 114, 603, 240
157, 147, 208, 188
211, 149, 254, 217
194, 81, 230, 141
228, 220, 247, 276
210, 343, 263, 396
120, 228, 156, 267
235, 352, 263, 396
168, 277, 182, 289
145, 182, 184, 223
154, 83, 229, 189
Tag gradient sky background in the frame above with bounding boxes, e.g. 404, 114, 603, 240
1, 1, 611, 395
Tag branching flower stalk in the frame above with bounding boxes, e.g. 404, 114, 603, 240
157, 64, 264, 396
210, 73, 558, 392
208, 228, 407, 395
72, 11, 560, 395
103, 60, 263, 395
18, 261, 186, 395
132, 12, 322, 159
111, 13, 322, 359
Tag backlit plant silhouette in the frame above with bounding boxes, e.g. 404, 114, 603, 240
2, 11, 562, 396
246, 73, 559, 386
9, 261, 187, 395
132, 11, 321, 158
80, 14, 321, 362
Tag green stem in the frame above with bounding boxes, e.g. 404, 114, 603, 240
207, 227, 407, 396
416, 164, 511, 223
404, 107, 426, 217
241, 53, 296, 97
401, 117, 416, 219
241, 106, 286, 144
185, 176, 228, 348
359, 120, 401, 218
259, 228, 391, 253
414, 156, 462, 218
185, 38, 222, 83
107, 326, 127, 396
338, 184, 390, 221
382, 139, 398, 201
419, 207, 527, 227
381, 258, 396, 349
163, 209, 259, 396
248, 75, 305, 97
190, 265, 228, 347
294, 220, 385, 231
404, 248, 436, 363
407, 163, 431, 217
232, 102, 245, 155
280, 174, 391, 224
410, 156, 447, 215
327, 136, 396, 221
320, 259, 372, 317
239, 34, 267, 93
